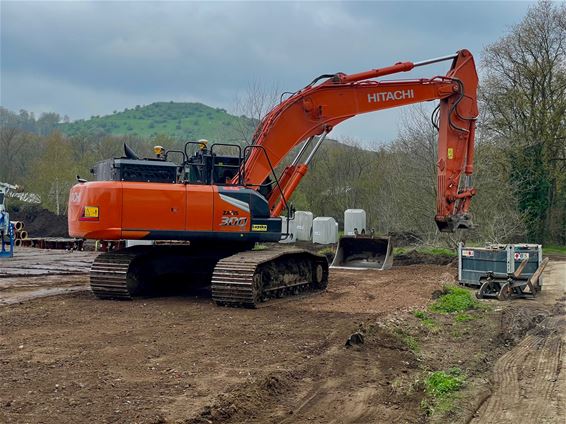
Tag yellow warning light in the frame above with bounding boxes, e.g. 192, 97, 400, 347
153, 145, 164, 156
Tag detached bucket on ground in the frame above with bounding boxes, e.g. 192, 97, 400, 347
331, 236, 393, 270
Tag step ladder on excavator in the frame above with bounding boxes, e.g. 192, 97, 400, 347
476, 257, 550, 301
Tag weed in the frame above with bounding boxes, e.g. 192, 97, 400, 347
414, 310, 427, 319
413, 310, 439, 332
253, 243, 268, 251
421, 368, 466, 416
429, 285, 479, 314
393, 246, 457, 257
455, 312, 473, 322
425, 368, 465, 397
318, 246, 336, 256
395, 329, 420, 353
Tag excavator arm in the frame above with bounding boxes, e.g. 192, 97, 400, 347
239, 50, 478, 232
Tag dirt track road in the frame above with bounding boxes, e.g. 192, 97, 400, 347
472, 260, 566, 424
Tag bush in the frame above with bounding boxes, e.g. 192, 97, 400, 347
430, 286, 478, 314
425, 368, 465, 398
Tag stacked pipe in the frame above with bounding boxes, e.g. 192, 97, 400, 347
10, 221, 28, 247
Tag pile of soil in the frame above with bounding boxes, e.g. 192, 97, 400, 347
394, 249, 456, 266
8, 205, 68, 237
387, 231, 421, 247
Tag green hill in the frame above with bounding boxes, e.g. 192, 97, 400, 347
59, 102, 257, 142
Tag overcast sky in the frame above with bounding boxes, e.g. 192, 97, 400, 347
1, 0, 534, 145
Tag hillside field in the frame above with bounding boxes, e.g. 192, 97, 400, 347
59, 102, 256, 142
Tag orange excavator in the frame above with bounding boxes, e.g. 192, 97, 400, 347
68, 49, 478, 307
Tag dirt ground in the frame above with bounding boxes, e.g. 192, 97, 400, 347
470, 260, 566, 424
0, 249, 564, 423
0, 249, 95, 305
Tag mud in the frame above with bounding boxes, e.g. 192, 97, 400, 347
0, 249, 563, 423
0, 248, 95, 304
7, 205, 68, 237
0, 262, 447, 424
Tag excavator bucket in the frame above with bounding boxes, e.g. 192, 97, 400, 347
331, 235, 393, 270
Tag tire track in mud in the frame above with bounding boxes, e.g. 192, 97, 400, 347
276, 346, 384, 424
471, 315, 565, 423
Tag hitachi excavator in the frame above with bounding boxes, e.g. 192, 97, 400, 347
68, 49, 478, 307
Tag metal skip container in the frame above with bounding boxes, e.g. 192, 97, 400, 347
458, 243, 543, 287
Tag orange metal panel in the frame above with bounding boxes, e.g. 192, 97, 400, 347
122, 182, 186, 231
68, 181, 123, 240
186, 185, 214, 231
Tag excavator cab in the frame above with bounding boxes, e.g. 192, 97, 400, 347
184, 143, 241, 185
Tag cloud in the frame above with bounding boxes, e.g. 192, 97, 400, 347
1, 0, 533, 144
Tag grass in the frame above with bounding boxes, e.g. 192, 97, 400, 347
395, 329, 420, 353
421, 368, 466, 416
425, 368, 465, 397
429, 285, 479, 314
543, 245, 566, 255
394, 246, 457, 257
413, 310, 439, 332
59, 101, 255, 141
454, 312, 474, 322
317, 246, 336, 256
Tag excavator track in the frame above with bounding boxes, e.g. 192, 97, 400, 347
211, 247, 329, 308
90, 246, 329, 307
90, 251, 137, 300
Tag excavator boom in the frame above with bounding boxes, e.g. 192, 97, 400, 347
240, 50, 478, 230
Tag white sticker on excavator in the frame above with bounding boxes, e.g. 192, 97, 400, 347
462, 250, 474, 257
514, 252, 529, 260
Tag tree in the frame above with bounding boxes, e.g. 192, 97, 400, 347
233, 80, 280, 145
29, 132, 77, 215
481, 0, 566, 243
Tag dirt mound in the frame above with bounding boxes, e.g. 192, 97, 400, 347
394, 249, 455, 266
387, 231, 421, 247
7, 205, 68, 237
497, 305, 550, 346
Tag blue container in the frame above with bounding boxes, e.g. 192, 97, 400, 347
458, 243, 542, 287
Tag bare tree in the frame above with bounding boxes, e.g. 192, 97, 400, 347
233, 80, 281, 145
